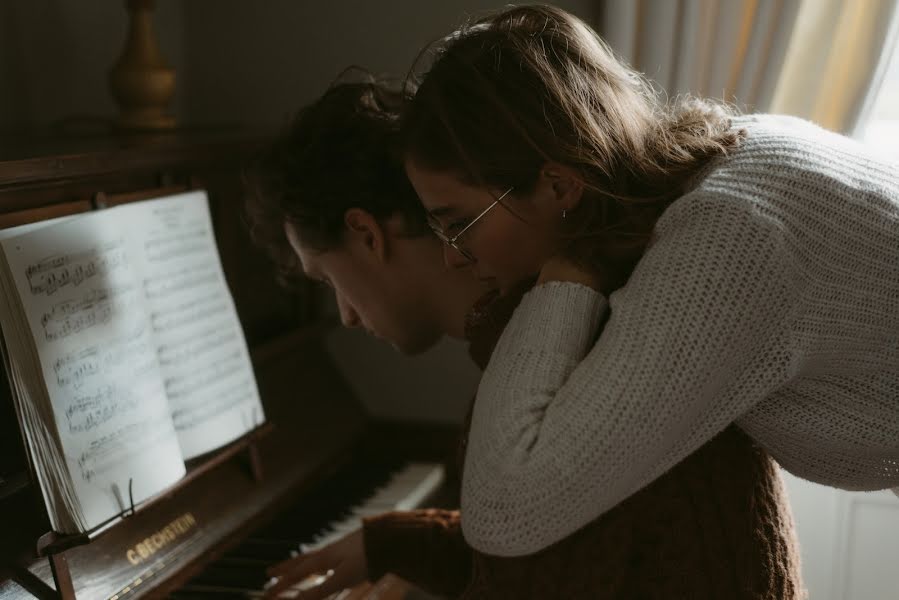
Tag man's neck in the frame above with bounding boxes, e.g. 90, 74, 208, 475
390, 230, 487, 340
428, 268, 487, 340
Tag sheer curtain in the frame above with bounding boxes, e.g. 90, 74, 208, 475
770, 0, 899, 133
597, 0, 801, 110
595, 0, 899, 133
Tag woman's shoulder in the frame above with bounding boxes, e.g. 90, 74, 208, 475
652, 185, 780, 246
720, 113, 896, 175
676, 114, 896, 215
730, 113, 828, 136
655, 112, 899, 249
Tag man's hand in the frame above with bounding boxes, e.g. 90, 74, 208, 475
263, 529, 367, 599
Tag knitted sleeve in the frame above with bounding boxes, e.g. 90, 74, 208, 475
461, 193, 803, 556
362, 509, 470, 596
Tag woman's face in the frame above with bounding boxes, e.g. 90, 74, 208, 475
405, 159, 565, 292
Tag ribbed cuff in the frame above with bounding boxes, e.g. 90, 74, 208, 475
499, 281, 607, 361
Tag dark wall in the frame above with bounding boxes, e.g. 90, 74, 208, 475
180, 1, 596, 127
0, 0, 184, 133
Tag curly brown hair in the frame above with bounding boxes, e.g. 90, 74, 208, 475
244, 69, 428, 284
402, 5, 745, 292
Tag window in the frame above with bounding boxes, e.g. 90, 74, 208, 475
859, 20, 899, 160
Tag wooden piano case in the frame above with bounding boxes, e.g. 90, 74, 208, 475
0, 132, 459, 599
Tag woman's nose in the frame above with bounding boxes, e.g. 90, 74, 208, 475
443, 244, 473, 269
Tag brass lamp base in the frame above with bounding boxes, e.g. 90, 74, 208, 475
109, 0, 176, 131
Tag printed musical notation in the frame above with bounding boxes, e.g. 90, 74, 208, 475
149, 203, 195, 229
63, 385, 140, 434
53, 326, 155, 390
75, 413, 174, 483
40, 286, 138, 342
144, 229, 210, 263
26, 242, 127, 296
164, 350, 244, 400
149, 292, 230, 334
143, 264, 219, 300
53, 348, 100, 389
43, 304, 112, 341
171, 380, 257, 430
157, 325, 238, 367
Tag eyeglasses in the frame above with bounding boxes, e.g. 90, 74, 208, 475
427, 186, 514, 262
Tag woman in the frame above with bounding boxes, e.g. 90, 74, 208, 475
402, 4, 899, 558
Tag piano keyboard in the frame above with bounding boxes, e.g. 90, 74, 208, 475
170, 461, 445, 599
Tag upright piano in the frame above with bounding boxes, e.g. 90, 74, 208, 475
0, 132, 458, 599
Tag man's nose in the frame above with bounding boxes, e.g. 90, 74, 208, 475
336, 294, 361, 328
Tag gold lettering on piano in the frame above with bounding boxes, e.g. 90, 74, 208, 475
125, 512, 197, 565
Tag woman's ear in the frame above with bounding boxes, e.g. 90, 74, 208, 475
540, 162, 585, 212
343, 208, 387, 262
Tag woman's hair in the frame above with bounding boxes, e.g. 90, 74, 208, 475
244, 69, 427, 284
403, 5, 744, 292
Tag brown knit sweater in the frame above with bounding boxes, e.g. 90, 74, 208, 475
363, 285, 805, 599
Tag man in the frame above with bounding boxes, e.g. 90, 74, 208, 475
246, 73, 486, 599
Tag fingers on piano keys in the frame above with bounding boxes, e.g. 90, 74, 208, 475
174, 462, 444, 599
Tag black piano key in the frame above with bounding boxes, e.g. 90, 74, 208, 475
246, 470, 394, 544
189, 563, 268, 589
170, 591, 255, 599
173, 584, 262, 598
225, 538, 301, 562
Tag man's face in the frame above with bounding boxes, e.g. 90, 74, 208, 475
285, 221, 445, 354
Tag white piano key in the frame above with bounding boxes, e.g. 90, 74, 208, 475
298, 463, 444, 554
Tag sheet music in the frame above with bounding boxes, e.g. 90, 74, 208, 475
0, 215, 82, 530
113, 191, 264, 459
0, 216, 186, 531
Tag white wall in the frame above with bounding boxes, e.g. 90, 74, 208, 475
782, 472, 899, 600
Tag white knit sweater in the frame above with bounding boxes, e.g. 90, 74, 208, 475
461, 114, 899, 557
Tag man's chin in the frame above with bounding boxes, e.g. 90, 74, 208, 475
391, 334, 442, 356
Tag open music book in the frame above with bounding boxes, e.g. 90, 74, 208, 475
0, 191, 264, 534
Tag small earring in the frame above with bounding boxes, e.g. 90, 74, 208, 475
562, 209, 567, 220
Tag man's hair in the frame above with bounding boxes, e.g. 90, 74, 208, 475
245, 70, 427, 283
